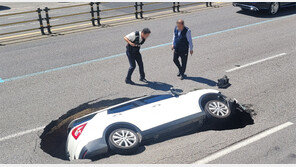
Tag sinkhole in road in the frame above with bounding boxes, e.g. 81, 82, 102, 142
39, 96, 256, 161
39, 96, 137, 160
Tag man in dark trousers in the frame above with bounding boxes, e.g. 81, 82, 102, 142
172, 19, 193, 80
124, 28, 151, 84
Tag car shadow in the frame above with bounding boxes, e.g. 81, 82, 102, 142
0, 5, 11, 11
185, 76, 217, 87
133, 81, 174, 91
144, 106, 255, 146
90, 146, 146, 161
236, 6, 296, 18
91, 105, 255, 162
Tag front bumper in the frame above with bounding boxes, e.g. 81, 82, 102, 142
233, 3, 259, 11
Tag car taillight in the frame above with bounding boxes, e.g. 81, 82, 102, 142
71, 123, 87, 140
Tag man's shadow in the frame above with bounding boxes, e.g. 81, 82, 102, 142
185, 76, 217, 87
133, 81, 174, 91
0, 6, 10, 11
133, 77, 217, 91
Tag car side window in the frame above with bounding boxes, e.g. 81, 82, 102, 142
141, 95, 173, 104
107, 103, 136, 114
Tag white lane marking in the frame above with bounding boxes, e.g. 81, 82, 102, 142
226, 53, 287, 73
194, 121, 294, 164
0, 126, 45, 142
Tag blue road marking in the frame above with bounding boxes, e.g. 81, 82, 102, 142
1, 14, 295, 84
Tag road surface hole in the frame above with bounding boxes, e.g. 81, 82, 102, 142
40, 97, 137, 160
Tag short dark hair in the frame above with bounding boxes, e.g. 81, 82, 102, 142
142, 28, 151, 34
177, 19, 184, 25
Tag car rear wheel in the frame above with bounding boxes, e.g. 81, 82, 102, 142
269, 2, 280, 15
204, 99, 233, 121
108, 128, 139, 154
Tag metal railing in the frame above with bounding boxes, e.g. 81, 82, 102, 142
0, 2, 209, 43
0, 9, 42, 36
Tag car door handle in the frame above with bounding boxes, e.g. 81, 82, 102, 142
113, 113, 122, 117
153, 104, 161, 107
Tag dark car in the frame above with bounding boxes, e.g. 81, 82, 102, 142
233, 2, 296, 15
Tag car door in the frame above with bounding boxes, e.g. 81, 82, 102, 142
120, 94, 200, 131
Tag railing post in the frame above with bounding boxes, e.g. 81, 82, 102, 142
95, 2, 101, 26
139, 2, 143, 18
177, 2, 180, 12
36, 8, 45, 35
134, 2, 139, 19
44, 7, 52, 34
90, 2, 96, 26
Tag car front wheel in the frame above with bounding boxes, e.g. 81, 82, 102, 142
108, 128, 140, 154
269, 2, 280, 15
204, 99, 233, 121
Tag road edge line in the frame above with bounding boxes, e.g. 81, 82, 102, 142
193, 121, 294, 164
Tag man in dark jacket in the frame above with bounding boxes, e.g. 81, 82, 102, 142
124, 28, 151, 84
172, 19, 193, 80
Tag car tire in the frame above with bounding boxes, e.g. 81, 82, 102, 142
269, 2, 280, 15
240, 8, 248, 11
108, 128, 140, 155
204, 99, 234, 121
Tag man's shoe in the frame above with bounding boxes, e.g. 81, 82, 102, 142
125, 79, 135, 85
140, 78, 148, 83
180, 74, 186, 80
177, 72, 181, 77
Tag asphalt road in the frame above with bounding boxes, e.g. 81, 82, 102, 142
1, 4, 296, 164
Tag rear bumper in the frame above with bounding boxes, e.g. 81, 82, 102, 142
233, 3, 259, 11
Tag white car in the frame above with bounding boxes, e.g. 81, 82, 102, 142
66, 89, 239, 160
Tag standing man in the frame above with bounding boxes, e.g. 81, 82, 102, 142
124, 28, 151, 84
172, 19, 193, 80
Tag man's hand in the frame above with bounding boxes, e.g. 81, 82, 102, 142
129, 42, 136, 47
171, 45, 174, 50
190, 50, 193, 55
124, 36, 136, 47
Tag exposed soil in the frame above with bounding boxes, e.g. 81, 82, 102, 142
40, 97, 136, 160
